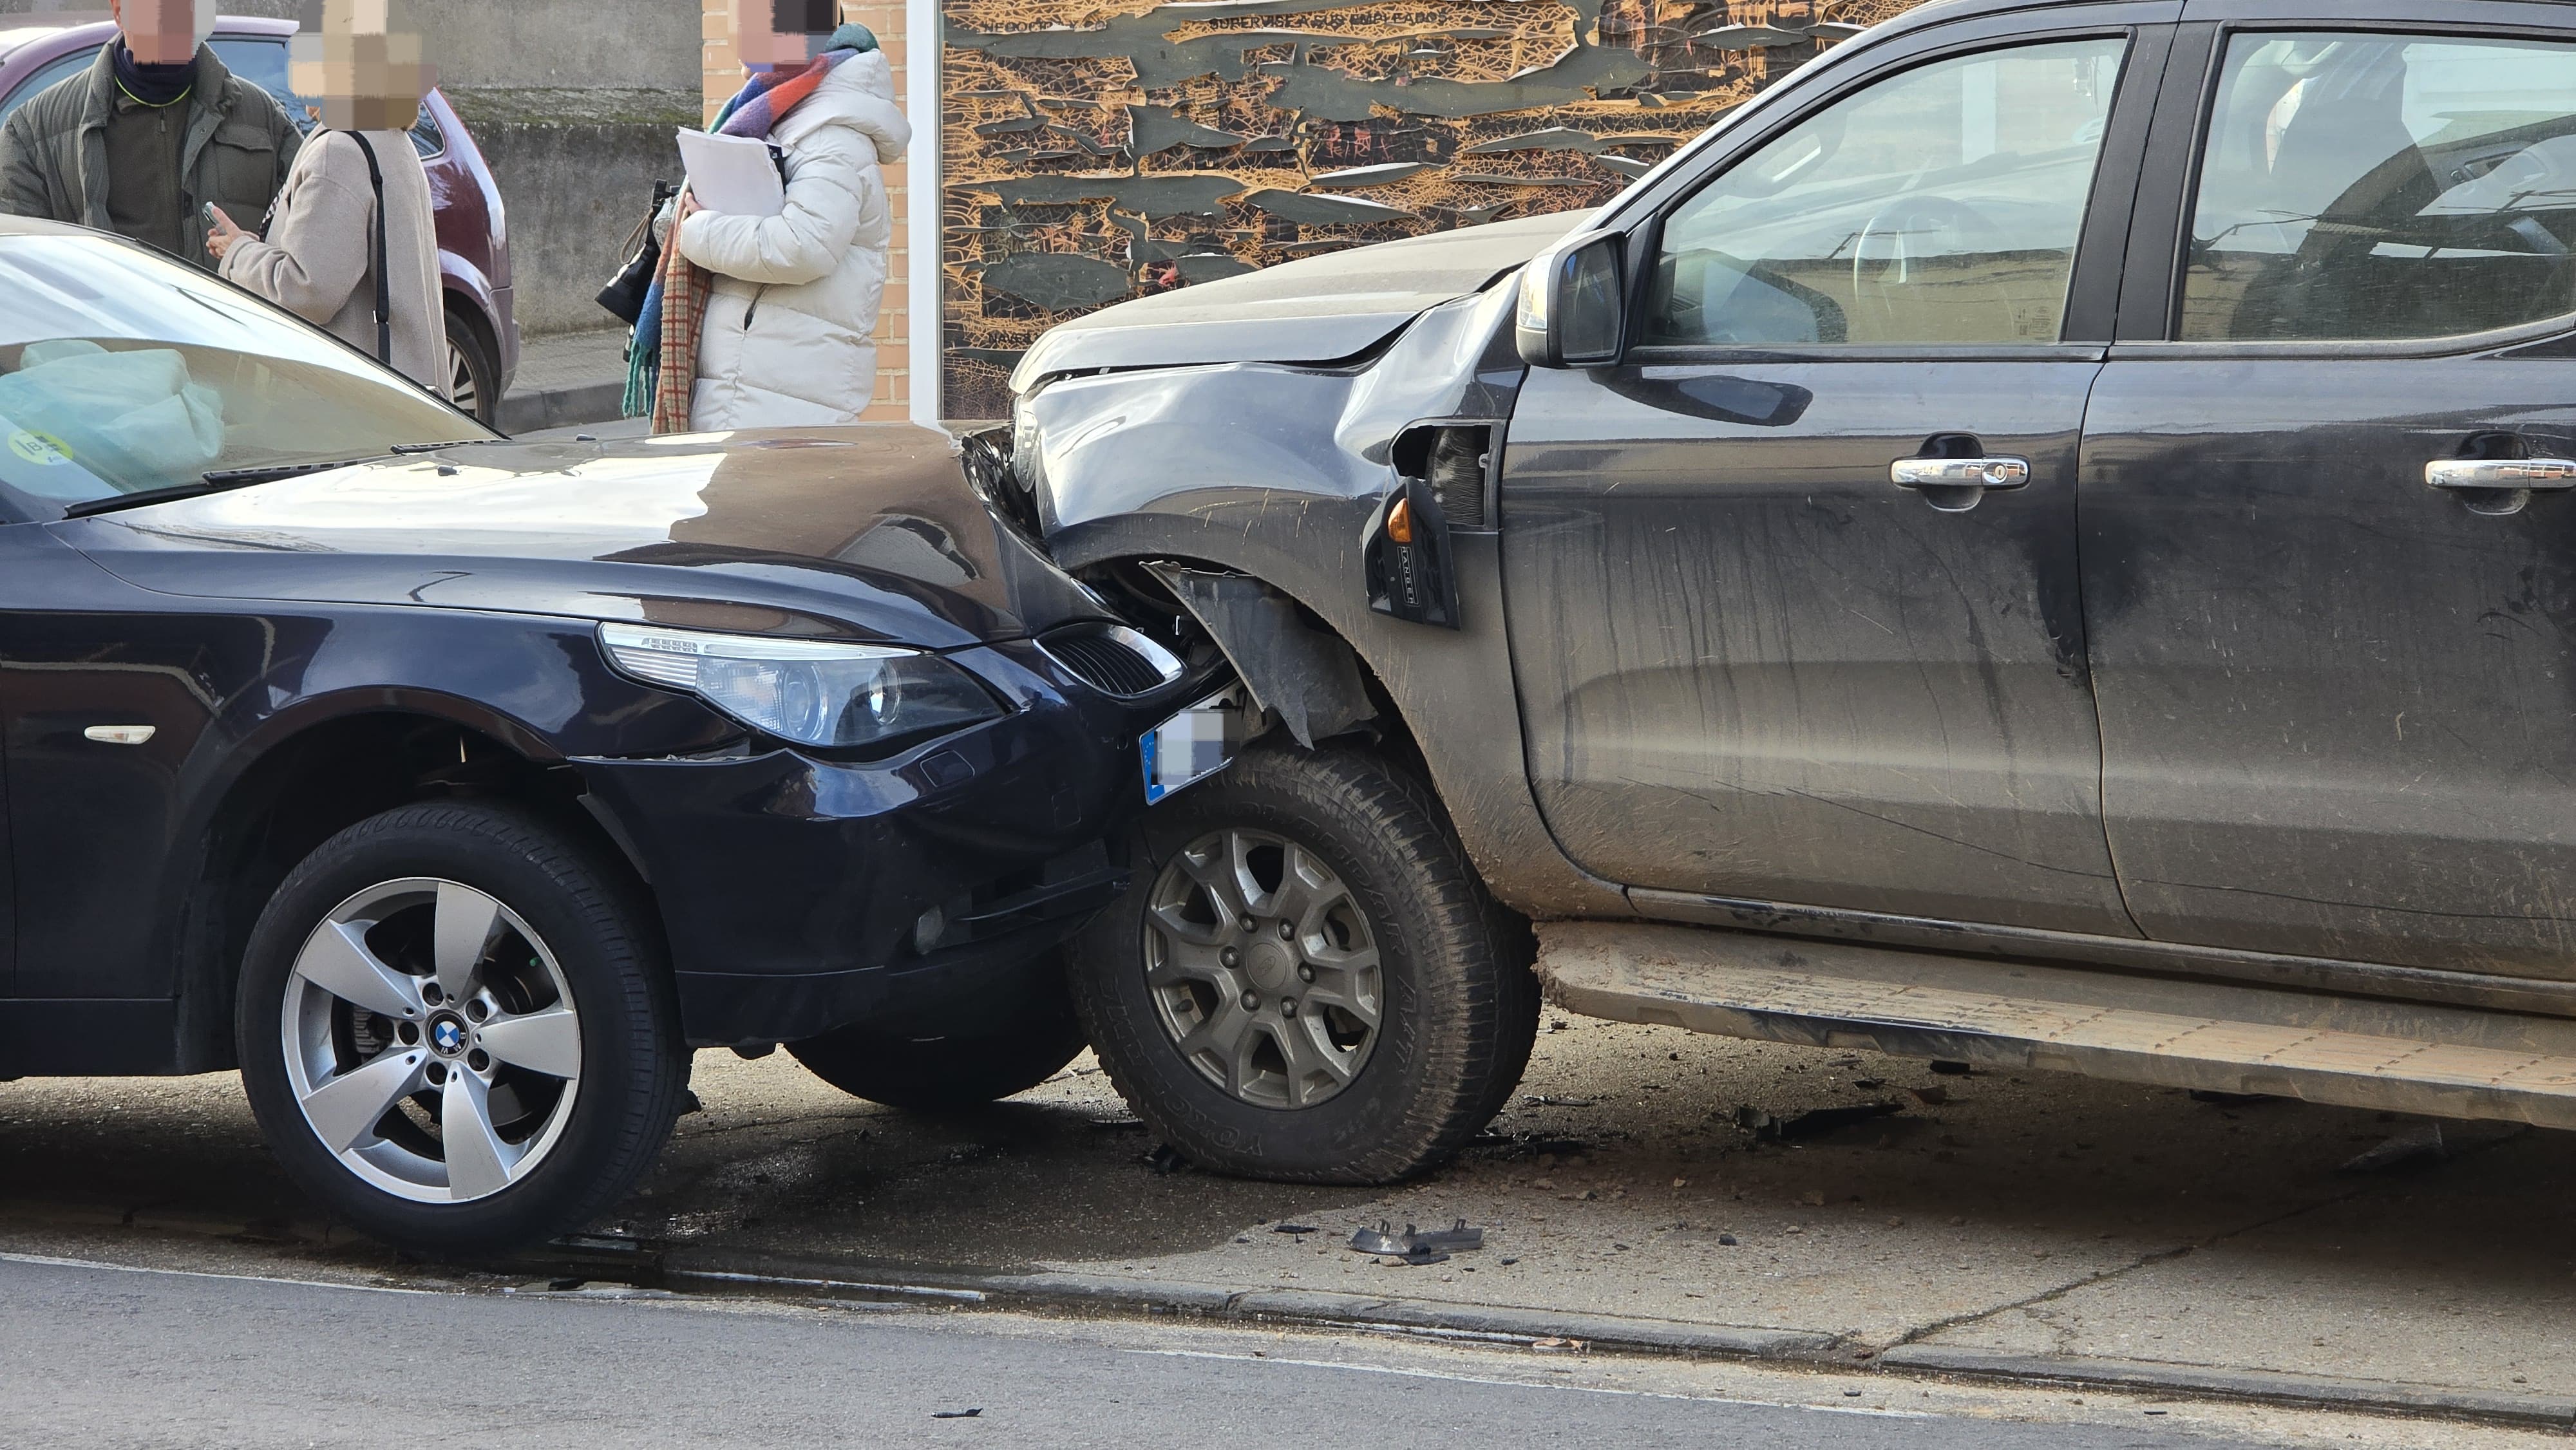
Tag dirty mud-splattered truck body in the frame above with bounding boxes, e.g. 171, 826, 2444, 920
1002, 0, 2576, 1183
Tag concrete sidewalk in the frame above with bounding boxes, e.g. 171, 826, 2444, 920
6, 1017, 2573, 1431
498, 328, 632, 435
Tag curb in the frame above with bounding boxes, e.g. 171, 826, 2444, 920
1872, 1346, 2576, 1431
498, 379, 629, 435
535, 1239, 1826, 1359
518, 1239, 2565, 1428
976, 1274, 1836, 1359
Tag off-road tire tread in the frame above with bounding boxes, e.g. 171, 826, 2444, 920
235, 802, 683, 1256
1072, 744, 1532, 1185
1481, 905, 1541, 1127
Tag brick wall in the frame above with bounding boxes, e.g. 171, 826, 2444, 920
701, 0, 914, 422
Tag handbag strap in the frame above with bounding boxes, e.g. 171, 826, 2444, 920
348, 131, 392, 367
621, 180, 677, 258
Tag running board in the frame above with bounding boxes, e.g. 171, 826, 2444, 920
1535, 922, 2576, 1129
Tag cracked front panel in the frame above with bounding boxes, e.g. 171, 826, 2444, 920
942, 0, 1933, 417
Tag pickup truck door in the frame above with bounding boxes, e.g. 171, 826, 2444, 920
2078, 5, 2576, 974
1501, 7, 2175, 935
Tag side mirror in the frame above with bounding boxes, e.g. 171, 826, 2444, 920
1515, 229, 1626, 368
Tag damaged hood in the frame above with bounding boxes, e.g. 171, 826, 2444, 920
1009, 210, 1589, 393
53, 426, 1109, 650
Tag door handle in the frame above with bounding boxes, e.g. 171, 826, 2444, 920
2425, 457, 2576, 517
2424, 458, 2576, 489
1890, 455, 2031, 513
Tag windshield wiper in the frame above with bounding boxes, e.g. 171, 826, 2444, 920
390, 437, 509, 454
59, 438, 510, 521
59, 457, 381, 519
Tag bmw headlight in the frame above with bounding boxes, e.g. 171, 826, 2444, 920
598, 623, 1003, 749
1009, 391, 1046, 497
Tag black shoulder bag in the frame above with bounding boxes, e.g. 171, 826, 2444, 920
346, 131, 392, 366
597, 180, 679, 326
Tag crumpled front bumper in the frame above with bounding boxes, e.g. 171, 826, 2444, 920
574, 641, 1161, 1047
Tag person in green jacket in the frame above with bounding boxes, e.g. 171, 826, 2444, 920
0, 0, 301, 268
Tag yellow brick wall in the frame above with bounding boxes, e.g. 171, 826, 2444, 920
701, 0, 914, 422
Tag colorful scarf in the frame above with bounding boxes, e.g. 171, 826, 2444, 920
645, 229, 708, 431
623, 24, 878, 430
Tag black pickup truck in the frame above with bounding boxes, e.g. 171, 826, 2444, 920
1002, 0, 2576, 1182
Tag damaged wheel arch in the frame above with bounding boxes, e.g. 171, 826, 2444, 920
1142, 564, 1379, 751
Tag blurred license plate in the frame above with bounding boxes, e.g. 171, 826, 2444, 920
1142, 686, 1253, 804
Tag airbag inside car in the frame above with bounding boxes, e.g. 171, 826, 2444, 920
0, 340, 224, 498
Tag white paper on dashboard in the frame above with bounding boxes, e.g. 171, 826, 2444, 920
676, 129, 785, 218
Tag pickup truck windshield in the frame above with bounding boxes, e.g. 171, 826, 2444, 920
0, 233, 490, 519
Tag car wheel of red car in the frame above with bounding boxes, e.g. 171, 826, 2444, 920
1070, 743, 1536, 1184
235, 802, 685, 1256
788, 960, 1087, 1111
445, 306, 499, 425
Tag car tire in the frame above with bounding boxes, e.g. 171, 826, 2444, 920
235, 802, 685, 1257
1068, 743, 1534, 1183
1479, 906, 1541, 1128
444, 306, 499, 425
788, 958, 1086, 1111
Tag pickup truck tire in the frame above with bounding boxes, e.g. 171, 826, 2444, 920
788, 959, 1086, 1111
235, 802, 685, 1258
1069, 743, 1533, 1183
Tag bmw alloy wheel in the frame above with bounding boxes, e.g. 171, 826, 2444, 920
1142, 827, 1383, 1109
278, 877, 583, 1203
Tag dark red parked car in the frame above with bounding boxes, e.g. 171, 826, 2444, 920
0, 14, 517, 420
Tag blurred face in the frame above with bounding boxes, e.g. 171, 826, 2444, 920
732, 0, 837, 68
291, 0, 436, 131
112, 0, 218, 66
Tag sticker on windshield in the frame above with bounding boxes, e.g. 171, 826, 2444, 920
8, 430, 72, 467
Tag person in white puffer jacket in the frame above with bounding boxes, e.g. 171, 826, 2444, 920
672, 35, 910, 429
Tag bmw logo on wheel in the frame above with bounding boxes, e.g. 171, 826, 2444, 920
430, 1018, 466, 1055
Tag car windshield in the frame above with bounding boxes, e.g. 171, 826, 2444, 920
0, 232, 490, 518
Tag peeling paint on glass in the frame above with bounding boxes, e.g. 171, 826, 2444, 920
943, 0, 1935, 417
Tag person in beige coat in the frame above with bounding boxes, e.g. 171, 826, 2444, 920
208, 129, 442, 390
204, 0, 445, 394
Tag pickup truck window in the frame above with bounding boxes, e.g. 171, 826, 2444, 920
1642, 38, 2125, 349
2183, 33, 2576, 343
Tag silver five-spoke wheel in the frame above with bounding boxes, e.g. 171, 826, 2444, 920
448, 339, 482, 419
281, 877, 582, 1204
1144, 827, 1382, 1109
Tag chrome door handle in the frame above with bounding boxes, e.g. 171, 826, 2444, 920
2426, 457, 2576, 517
1891, 457, 2032, 489
1890, 455, 2030, 513
2425, 458, 2576, 489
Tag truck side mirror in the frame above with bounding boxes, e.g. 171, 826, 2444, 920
1515, 229, 1626, 368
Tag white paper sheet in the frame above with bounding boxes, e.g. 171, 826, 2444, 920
676, 129, 786, 218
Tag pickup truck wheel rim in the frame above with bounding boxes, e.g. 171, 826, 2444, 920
278, 878, 583, 1205
1143, 828, 1382, 1109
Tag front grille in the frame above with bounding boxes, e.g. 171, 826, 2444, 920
1040, 625, 1184, 697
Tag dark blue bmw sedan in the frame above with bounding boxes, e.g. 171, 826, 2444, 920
0, 218, 1204, 1254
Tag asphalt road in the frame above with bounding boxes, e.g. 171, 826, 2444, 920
0, 1254, 2253, 1450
